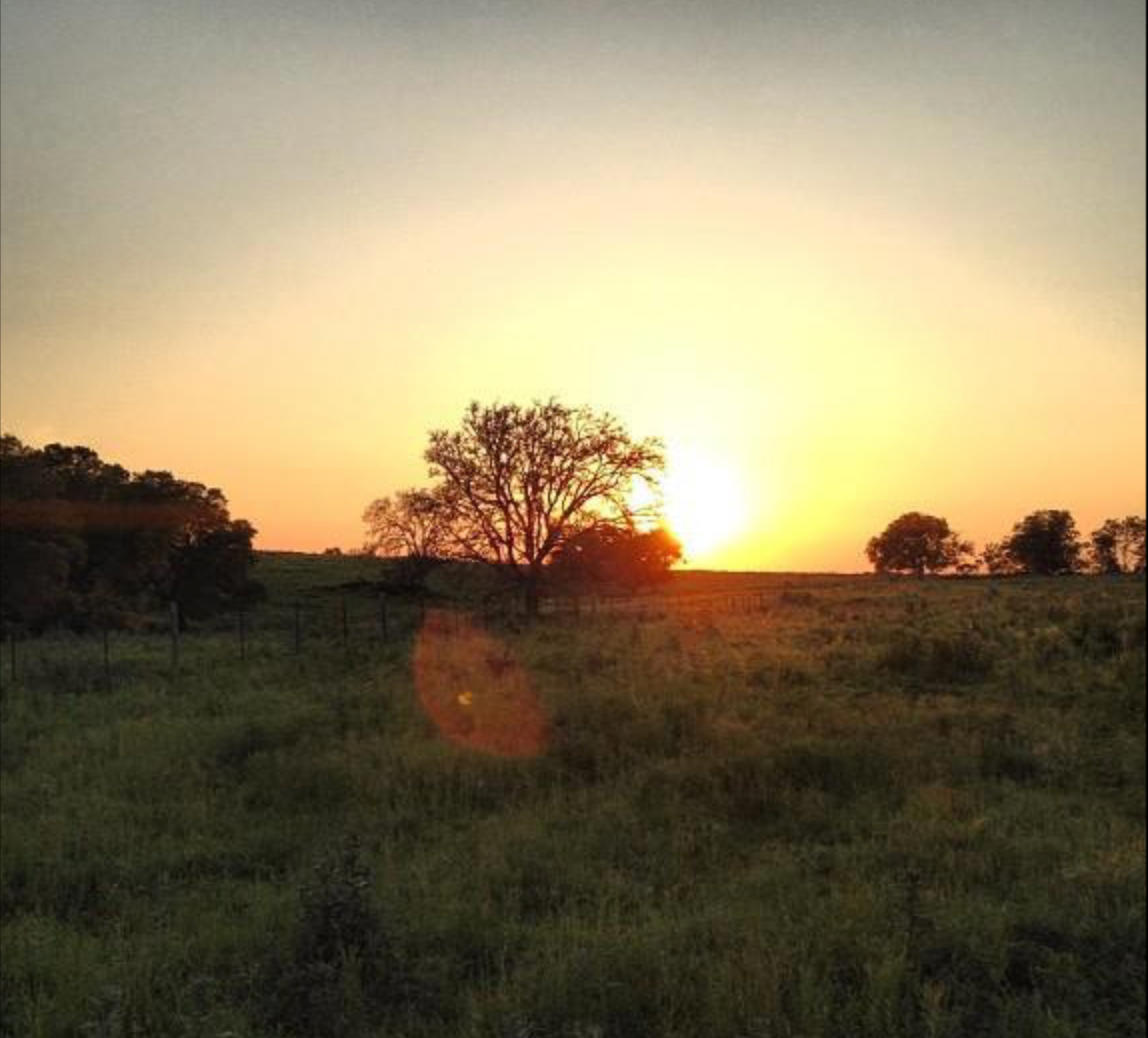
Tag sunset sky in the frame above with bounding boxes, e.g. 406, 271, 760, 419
2, 0, 1144, 571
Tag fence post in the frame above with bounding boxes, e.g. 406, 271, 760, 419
170, 601, 181, 675
238, 609, 247, 661
102, 627, 111, 689
379, 594, 388, 642
294, 601, 302, 655
8, 632, 15, 683
341, 596, 349, 650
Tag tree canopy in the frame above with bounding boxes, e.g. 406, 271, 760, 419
865, 512, 974, 576
1088, 516, 1146, 575
996, 509, 1083, 576
548, 526, 683, 595
362, 488, 449, 591
0, 434, 262, 629
392, 400, 665, 612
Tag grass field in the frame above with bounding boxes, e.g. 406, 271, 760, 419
1, 555, 1144, 1037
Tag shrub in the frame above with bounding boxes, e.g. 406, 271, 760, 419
263, 839, 397, 1038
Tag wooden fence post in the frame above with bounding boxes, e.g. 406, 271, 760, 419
379, 594, 388, 642
170, 602, 181, 675
238, 609, 247, 661
293, 602, 302, 655
341, 596, 349, 651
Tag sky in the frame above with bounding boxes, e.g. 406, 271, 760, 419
2, 0, 1145, 571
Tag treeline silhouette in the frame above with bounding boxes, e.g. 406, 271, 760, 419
3, 419, 1144, 639
868, 510, 1146, 577
0, 434, 263, 632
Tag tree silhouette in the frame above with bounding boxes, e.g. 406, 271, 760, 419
362, 488, 449, 590
1089, 516, 1146, 575
998, 509, 1083, 576
1, 434, 262, 628
549, 526, 683, 595
865, 512, 974, 576
422, 400, 664, 615
980, 540, 1022, 576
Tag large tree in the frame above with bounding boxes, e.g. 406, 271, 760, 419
865, 512, 974, 576
998, 509, 1083, 576
422, 400, 665, 614
1089, 516, 1147, 575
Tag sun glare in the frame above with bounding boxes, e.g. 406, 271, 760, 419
662, 447, 747, 564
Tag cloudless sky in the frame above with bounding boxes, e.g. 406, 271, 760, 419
2, 0, 1144, 570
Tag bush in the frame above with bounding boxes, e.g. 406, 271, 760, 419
263, 839, 397, 1038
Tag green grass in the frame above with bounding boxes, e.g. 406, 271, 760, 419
1, 561, 1144, 1037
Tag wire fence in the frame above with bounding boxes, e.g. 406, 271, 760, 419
0, 587, 785, 692
0, 595, 426, 691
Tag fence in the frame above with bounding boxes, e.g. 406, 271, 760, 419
0, 593, 428, 692
0, 586, 788, 692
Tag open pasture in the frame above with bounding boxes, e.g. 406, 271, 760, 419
1, 560, 1144, 1038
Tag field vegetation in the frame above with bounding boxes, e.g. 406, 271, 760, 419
1, 554, 1144, 1037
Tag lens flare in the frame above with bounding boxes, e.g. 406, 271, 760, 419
413, 609, 547, 758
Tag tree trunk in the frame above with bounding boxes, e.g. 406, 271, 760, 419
524, 573, 541, 618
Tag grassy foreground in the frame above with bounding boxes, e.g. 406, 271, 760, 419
1, 558, 1145, 1037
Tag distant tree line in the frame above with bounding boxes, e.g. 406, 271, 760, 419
868, 509, 1146, 577
0, 434, 263, 630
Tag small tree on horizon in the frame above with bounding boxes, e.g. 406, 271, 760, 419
362, 488, 449, 591
1088, 516, 1146, 575
997, 509, 1083, 576
866, 512, 974, 576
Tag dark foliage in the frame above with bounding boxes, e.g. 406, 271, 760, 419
547, 526, 682, 595
263, 839, 398, 1038
0, 434, 262, 629
997, 509, 1084, 576
866, 512, 975, 576
1089, 516, 1147, 575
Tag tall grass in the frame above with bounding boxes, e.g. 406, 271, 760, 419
1, 568, 1144, 1036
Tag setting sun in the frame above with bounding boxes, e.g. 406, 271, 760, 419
662, 447, 748, 564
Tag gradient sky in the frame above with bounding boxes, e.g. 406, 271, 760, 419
2, 0, 1144, 570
